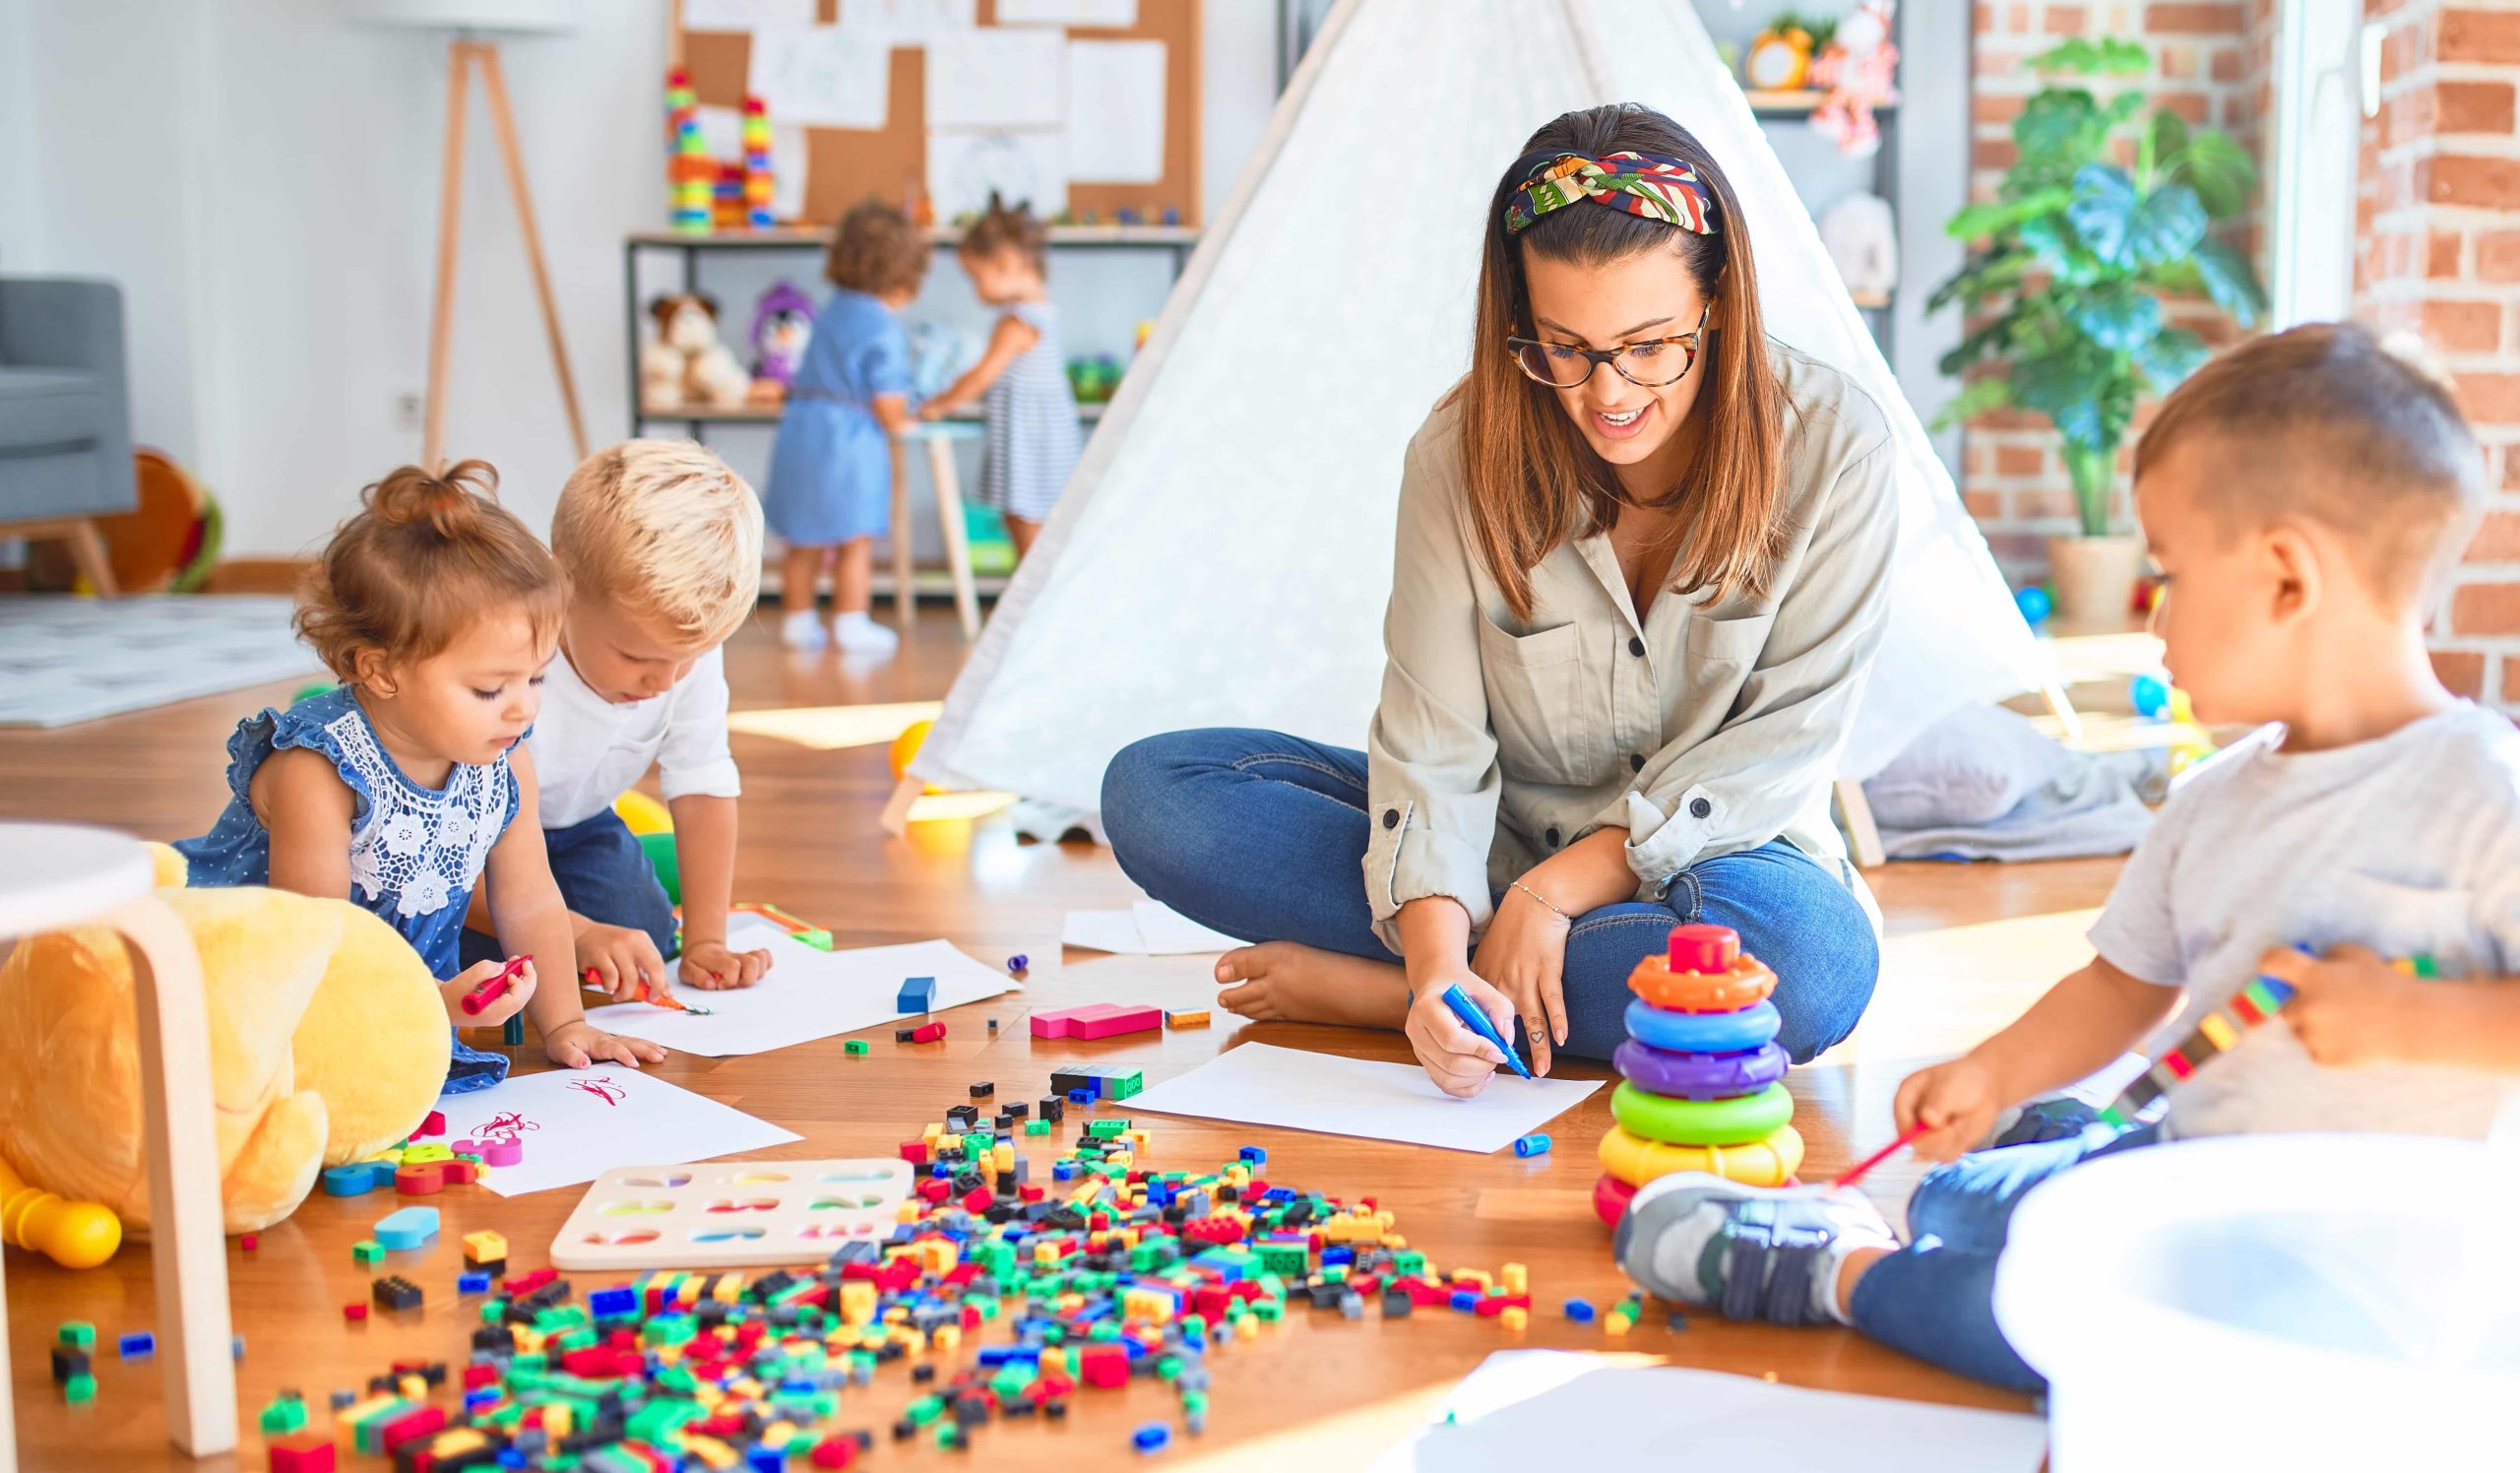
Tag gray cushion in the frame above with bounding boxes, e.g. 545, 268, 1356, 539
0, 366, 109, 453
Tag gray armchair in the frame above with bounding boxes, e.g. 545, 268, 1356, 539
0, 278, 134, 593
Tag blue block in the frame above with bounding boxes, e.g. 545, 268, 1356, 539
372, 1206, 439, 1250
459, 1271, 491, 1294
1068, 1088, 1094, 1105
1238, 1146, 1266, 1165
1562, 1298, 1596, 1323
1448, 1290, 1479, 1313
1321, 1246, 1354, 1267
320, 1161, 391, 1196
897, 976, 937, 1013
465, 1385, 503, 1414
1133, 1423, 1170, 1452
589, 1287, 639, 1319
116, 1331, 155, 1358
1053, 1162, 1079, 1182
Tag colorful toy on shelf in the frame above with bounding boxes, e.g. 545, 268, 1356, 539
743, 95, 776, 228
1596, 925, 1803, 1222
0, 1158, 120, 1269
1065, 354, 1124, 405
1808, 0, 1900, 158
642, 293, 752, 411
1741, 14, 1818, 91
746, 280, 817, 400
665, 67, 713, 232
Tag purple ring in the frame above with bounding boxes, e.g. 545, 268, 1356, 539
1612, 1038, 1790, 1101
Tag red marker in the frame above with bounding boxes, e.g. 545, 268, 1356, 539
1832, 1121, 1928, 1190
462, 955, 530, 1016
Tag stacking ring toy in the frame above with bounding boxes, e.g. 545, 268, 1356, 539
1610, 1080, 1794, 1145
1612, 1039, 1789, 1101
1624, 996, 1781, 1054
1627, 951, 1776, 1012
1598, 1122, 1803, 1188
1592, 1171, 1640, 1227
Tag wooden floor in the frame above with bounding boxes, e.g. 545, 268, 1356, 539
0, 604, 2141, 1469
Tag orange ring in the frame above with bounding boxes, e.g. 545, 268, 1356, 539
1626, 952, 1777, 1012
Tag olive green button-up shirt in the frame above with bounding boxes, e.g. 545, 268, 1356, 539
1362, 342, 1898, 949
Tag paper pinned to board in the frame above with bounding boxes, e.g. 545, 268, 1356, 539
1062, 38, 1165, 184
924, 28, 1063, 128
1123, 1042, 1601, 1154
1369, 1352, 2047, 1471
927, 126, 1066, 221
1063, 900, 1240, 955
748, 23, 893, 130
588, 921, 1015, 1057
447, 1067, 801, 1198
997, 0, 1137, 25
843, 0, 976, 43
685, 0, 816, 32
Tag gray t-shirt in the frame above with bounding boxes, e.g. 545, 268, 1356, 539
2088, 703, 2520, 1139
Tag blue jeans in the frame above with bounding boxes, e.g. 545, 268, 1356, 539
1100, 730, 1879, 1063
460, 808, 677, 970
1849, 1121, 2161, 1390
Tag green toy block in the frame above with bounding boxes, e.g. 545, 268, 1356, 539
845, 1040, 870, 1056
64, 1373, 94, 1405
400, 1142, 455, 1165
55, 1322, 94, 1350
1025, 1119, 1051, 1135
1103, 1069, 1144, 1100
1393, 1249, 1427, 1276
259, 1395, 309, 1436
352, 1240, 386, 1265
1086, 1119, 1132, 1139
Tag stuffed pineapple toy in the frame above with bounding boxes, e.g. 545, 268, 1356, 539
0, 845, 449, 1237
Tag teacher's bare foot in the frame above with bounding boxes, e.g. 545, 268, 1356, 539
1215, 942, 1411, 1029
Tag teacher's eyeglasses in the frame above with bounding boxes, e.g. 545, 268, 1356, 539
1505, 303, 1711, 389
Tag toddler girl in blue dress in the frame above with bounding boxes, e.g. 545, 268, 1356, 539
178, 461, 664, 1093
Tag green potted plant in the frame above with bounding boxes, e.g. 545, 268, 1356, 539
1932, 36, 2267, 620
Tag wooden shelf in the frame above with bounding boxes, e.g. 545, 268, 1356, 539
626, 224, 1200, 250
634, 401, 1109, 426
1743, 89, 1902, 118
1851, 289, 1891, 309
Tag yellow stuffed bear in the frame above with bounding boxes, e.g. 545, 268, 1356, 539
0, 846, 450, 1235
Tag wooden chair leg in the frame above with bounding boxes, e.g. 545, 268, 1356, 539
878, 772, 924, 836
890, 439, 914, 631
1834, 777, 1886, 869
63, 519, 116, 598
925, 437, 979, 640
108, 895, 236, 1455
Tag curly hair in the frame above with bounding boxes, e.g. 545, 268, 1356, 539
296, 461, 565, 683
958, 192, 1048, 274
825, 200, 930, 297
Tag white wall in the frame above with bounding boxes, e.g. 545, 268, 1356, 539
7, 0, 1280, 558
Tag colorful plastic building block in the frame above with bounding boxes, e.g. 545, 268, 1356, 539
351, 1241, 385, 1265
458, 1271, 490, 1294
1513, 1133, 1551, 1157
1030, 1003, 1163, 1041
50, 1345, 88, 1382
898, 976, 937, 1013
1133, 1422, 1170, 1451
267, 1432, 337, 1472
1562, 1298, 1596, 1322
462, 1231, 508, 1267
372, 1207, 439, 1251
342, 1303, 368, 1322
372, 1276, 423, 1312
117, 1331, 154, 1358
62, 1372, 94, 1404
56, 1321, 93, 1350
1165, 1009, 1211, 1029
970, 1081, 994, 1098
845, 1040, 870, 1056
321, 1161, 393, 1196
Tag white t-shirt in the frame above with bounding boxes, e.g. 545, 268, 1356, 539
527, 645, 740, 829
2088, 703, 2520, 1140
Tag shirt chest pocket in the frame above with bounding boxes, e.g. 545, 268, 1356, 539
1476, 615, 1613, 786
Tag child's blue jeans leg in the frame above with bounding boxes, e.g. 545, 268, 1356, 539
1848, 1122, 2160, 1390
458, 808, 678, 970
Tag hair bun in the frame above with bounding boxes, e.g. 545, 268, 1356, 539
365, 460, 502, 537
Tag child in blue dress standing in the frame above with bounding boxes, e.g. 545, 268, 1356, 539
177, 462, 665, 1093
764, 201, 930, 656
922, 196, 1083, 561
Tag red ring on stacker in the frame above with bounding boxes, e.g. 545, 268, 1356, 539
1593, 1171, 1640, 1227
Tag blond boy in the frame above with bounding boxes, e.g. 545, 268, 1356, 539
466, 440, 773, 995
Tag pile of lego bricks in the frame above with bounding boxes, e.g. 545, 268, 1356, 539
266, 1092, 1540, 1471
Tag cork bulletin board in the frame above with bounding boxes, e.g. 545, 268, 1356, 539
676, 0, 1202, 226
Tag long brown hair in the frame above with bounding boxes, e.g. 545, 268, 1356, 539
1461, 104, 1789, 621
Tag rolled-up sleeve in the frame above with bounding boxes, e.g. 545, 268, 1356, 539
1607, 434, 1898, 897
657, 647, 742, 802
1364, 439, 1501, 949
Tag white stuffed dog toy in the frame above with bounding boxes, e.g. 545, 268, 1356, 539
641, 293, 751, 411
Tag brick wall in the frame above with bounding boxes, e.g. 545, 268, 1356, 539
1960, 1, 2272, 583
2358, 0, 2520, 708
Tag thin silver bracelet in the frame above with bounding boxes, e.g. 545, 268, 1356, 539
1510, 879, 1571, 921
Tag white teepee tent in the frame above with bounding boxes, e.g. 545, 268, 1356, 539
899, 0, 2050, 824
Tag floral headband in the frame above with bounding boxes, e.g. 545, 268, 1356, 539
1503, 150, 1718, 236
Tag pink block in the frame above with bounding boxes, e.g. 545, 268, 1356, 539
416, 1110, 446, 1138
481, 1138, 525, 1167
1029, 1002, 1163, 1041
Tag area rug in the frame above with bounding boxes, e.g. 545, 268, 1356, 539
0, 595, 322, 728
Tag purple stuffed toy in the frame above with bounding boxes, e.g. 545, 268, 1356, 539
748, 280, 817, 388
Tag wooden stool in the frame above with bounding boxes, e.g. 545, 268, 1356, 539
889, 421, 983, 641
0, 824, 236, 1461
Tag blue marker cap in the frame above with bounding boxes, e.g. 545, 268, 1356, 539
1440, 983, 1536, 1080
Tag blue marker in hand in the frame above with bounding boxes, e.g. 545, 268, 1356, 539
1441, 983, 1536, 1080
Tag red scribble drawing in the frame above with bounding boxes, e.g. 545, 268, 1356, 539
567, 1075, 629, 1107
471, 1111, 540, 1141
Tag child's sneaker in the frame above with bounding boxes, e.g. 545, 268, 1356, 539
1613, 1175, 1897, 1326
833, 610, 900, 656
780, 609, 826, 651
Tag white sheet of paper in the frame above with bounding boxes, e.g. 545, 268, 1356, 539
1124, 1042, 1600, 1154
1370, 1352, 2047, 1471
1061, 908, 1151, 954
924, 29, 1063, 128
926, 126, 1065, 221
694, 103, 743, 160
748, 23, 892, 130
1061, 901, 1237, 954
1061, 38, 1164, 183
997, 0, 1135, 24
770, 121, 809, 220
446, 1068, 801, 1198
591, 922, 1014, 1057
685, 0, 815, 32
842, 0, 975, 43
1043, 954, 1229, 1014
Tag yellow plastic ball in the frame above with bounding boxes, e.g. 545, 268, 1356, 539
2168, 687, 2195, 726
614, 790, 673, 836
23, 1197, 120, 1269
889, 720, 934, 783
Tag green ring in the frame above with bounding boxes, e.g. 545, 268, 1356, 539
1609, 1080, 1794, 1146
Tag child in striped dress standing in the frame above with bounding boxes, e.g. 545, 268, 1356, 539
921, 196, 1083, 559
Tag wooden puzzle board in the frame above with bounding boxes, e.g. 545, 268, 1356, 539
550, 1158, 914, 1271
676, 0, 1202, 226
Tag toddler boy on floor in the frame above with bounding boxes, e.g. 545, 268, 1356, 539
463, 440, 774, 996
1618, 323, 2520, 1389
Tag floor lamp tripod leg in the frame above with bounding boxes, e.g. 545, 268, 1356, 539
479, 43, 590, 462
422, 39, 472, 473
